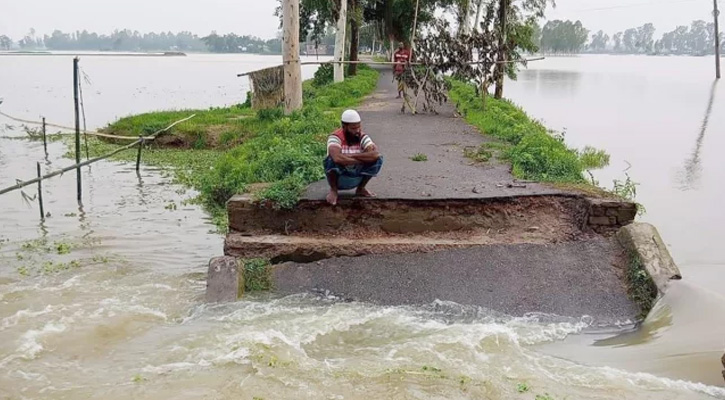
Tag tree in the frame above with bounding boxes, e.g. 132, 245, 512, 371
623, 28, 637, 53
531, 20, 541, 48
363, 0, 455, 49
590, 30, 609, 52
612, 32, 623, 52
333, 0, 347, 82
688, 20, 709, 55
540, 20, 589, 54
636, 23, 655, 53
348, 0, 362, 76
455, 0, 473, 35
0, 35, 12, 50
18, 28, 38, 49
492, 0, 551, 98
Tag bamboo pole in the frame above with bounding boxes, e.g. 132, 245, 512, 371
37, 162, 44, 220
136, 136, 143, 171
236, 57, 545, 77
42, 117, 47, 155
715, 0, 721, 79
73, 57, 82, 201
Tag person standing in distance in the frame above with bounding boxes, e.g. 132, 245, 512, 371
323, 110, 383, 206
393, 42, 412, 99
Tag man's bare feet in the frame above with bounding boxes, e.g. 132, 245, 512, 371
326, 190, 338, 206
355, 187, 376, 197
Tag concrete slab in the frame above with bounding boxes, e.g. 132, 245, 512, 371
205, 256, 243, 303
271, 238, 640, 326
616, 222, 682, 294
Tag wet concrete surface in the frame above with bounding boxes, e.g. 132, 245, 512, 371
272, 237, 640, 325
304, 67, 564, 201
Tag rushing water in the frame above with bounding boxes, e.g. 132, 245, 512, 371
0, 53, 723, 399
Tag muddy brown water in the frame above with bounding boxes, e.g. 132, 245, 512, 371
0, 53, 723, 399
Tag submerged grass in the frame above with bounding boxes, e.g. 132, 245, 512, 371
91, 66, 379, 229
448, 79, 609, 184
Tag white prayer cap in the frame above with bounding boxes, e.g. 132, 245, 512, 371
341, 109, 362, 123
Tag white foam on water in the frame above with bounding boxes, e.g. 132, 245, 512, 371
16, 321, 67, 359
10, 369, 49, 384
141, 361, 207, 375
0, 305, 55, 330
98, 297, 168, 321
137, 283, 176, 291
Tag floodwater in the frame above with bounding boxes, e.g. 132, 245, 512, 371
0, 53, 722, 399
505, 54, 725, 387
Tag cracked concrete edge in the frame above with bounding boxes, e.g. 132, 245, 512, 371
615, 222, 682, 295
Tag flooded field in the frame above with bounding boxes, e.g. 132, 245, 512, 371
0, 53, 723, 399
506, 54, 725, 387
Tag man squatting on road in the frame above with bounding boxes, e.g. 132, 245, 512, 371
324, 109, 384, 206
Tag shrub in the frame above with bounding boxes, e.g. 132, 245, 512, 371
313, 63, 334, 87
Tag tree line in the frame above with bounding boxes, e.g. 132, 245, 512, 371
0, 29, 290, 54
536, 19, 724, 56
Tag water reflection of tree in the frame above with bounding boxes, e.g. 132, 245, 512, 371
677, 80, 718, 191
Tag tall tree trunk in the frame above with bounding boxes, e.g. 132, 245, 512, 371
334, 0, 348, 82
348, 0, 360, 76
473, 0, 484, 32
494, 0, 508, 99
282, 0, 302, 113
410, 0, 420, 54
384, 0, 395, 61
459, 0, 471, 36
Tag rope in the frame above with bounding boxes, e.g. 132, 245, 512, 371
236, 57, 546, 77
0, 114, 196, 196
0, 110, 156, 141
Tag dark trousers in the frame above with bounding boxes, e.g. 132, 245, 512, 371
323, 156, 384, 190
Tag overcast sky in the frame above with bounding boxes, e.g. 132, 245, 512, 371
0, 0, 717, 40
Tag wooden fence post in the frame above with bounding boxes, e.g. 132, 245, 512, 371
37, 162, 44, 220
73, 57, 82, 201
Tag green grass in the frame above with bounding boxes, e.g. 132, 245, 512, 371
517, 383, 530, 393
410, 153, 428, 162
89, 66, 379, 228
200, 66, 379, 211
626, 251, 658, 319
464, 145, 493, 163
243, 258, 272, 292
448, 79, 609, 184
103, 105, 258, 149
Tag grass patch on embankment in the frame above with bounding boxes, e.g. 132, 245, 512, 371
448, 79, 609, 185
102, 105, 259, 149
88, 66, 379, 229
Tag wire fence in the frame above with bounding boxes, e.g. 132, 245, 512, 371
0, 114, 195, 197
0, 58, 197, 222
